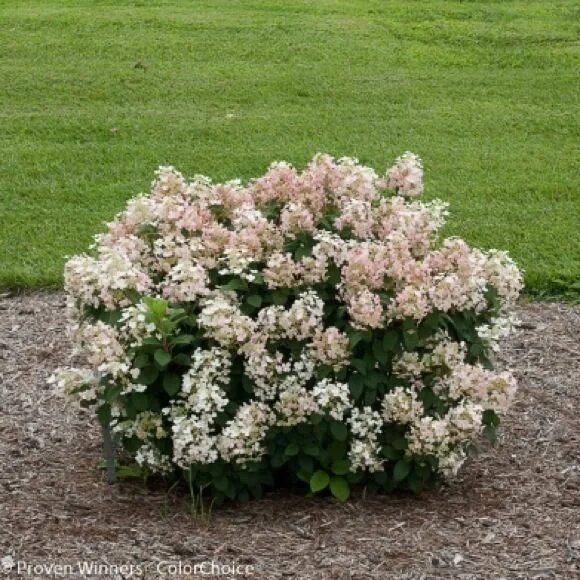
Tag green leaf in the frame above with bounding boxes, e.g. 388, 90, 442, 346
208, 463, 225, 477
262, 200, 283, 220
364, 388, 377, 406
239, 471, 258, 487
331, 459, 350, 475
483, 409, 500, 427
484, 284, 500, 306
447, 313, 477, 342
138, 366, 159, 386
483, 424, 497, 443
125, 289, 143, 304
329, 476, 350, 502
163, 373, 181, 396
116, 464, 145, 480
124, 436, 141, 453
103, 384, 122, 403
408, 472, 424, 494
154, 349, 171, 369
391, 434, 408, 451
97, 403, 111, 427
284, 443, 300, 457
272, 288, 289, 305
241, 375, 254, 393
424, 311, 441, 328
330, 421, 348, 442
329, 441, 347, 461
144, 296, 168, 317
480, 354, 494, 370
299, 455, 315, 474
326, 263, 341, 286
224, 277, 249, 291
316, 364, 333, 380
303, 443, 320, 457
469, 342, 484, 358
382, 445, 402, 461
348, 330, 366, 348
183, 315, 198, 327
295, 245, 312, 261
209, 203, 228, 222
172, 353, 191, 366
170, 334, 195, 345
214, 476, 229, 492
96, 309, 123, 326
348, 373, 364, 400
418, 387, 436, 409
310, 470, 330, 493
378, 290, 393, 305
137, 223, 158, 238
251, 272, 264, 285
132, 393, 150, 412
249, 483, 263, 500
366, 371, 384, 389
393, 459, 411, 482
403, 330, 419, 350
246, 294, 262, 308
351, 358, 367, 375
372, 340, 390, 365
133, 352, 149, 369
170, 310, 188, 325
157, 319, 175, 336
383, 329, 399, 351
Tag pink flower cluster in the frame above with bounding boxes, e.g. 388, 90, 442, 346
67, 155, 521, 325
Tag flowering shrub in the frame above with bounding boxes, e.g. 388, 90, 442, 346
55, 152, 523, 502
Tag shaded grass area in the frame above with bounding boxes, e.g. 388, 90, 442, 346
1, 0, 579, 294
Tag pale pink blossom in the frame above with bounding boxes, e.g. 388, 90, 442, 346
346, 288, 384, 329
384, 152, 424, 197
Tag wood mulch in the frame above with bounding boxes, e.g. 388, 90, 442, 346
0, 291, 578, 579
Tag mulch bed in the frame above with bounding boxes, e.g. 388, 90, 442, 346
0, 291, 578, 579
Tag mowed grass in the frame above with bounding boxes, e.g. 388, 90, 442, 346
1, 1, 579, 294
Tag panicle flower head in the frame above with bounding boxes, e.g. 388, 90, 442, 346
151, 166, 188, 197
385, 152, 424, 198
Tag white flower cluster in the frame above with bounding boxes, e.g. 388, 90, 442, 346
348, 407, 384, 472
198, 292, 256, 348
311, 327, 350, 370
408, 402, 484, 476
171, 348, 231, 465
217, 401, 273, 463
49, 367, 99, 403
382, 387, 424, 424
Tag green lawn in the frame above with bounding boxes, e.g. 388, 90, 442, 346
1, 0, 579, 295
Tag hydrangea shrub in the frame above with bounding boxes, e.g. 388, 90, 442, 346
56, 152, 523, 502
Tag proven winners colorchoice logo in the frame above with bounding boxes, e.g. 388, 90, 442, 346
1, 556, 255, 577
